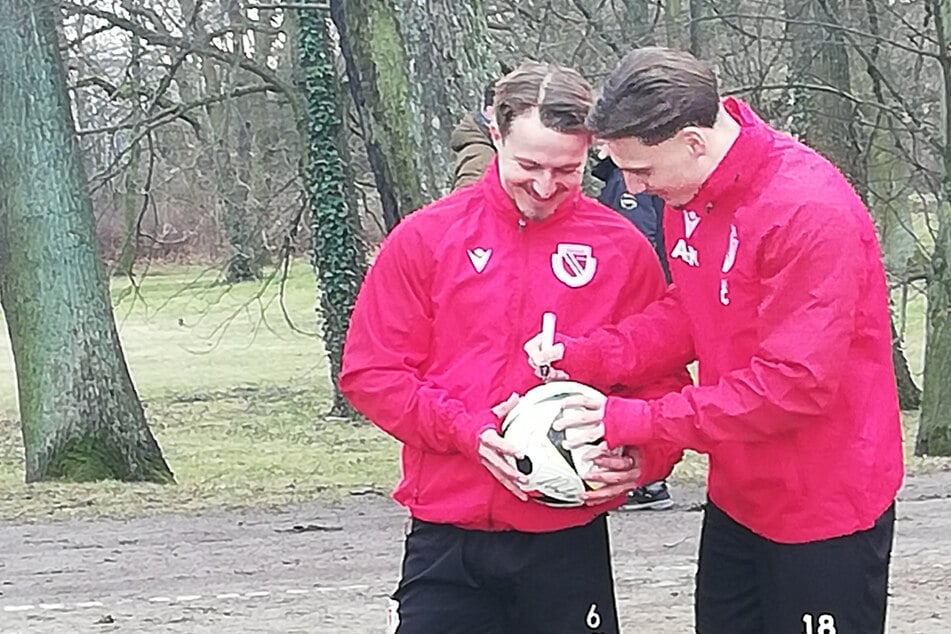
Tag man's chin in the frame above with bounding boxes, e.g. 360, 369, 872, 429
517, 197, 561, 220
521, 206, 557, 221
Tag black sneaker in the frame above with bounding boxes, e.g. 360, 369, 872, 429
620, 482, 674, 511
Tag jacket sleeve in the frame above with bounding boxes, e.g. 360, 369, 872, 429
601, 234, 691, 483
452, 144, 494, 190
560, 285, 696, 390
601, 205, 868, 453
623, 371, 690, 487
339, 220, 497, 460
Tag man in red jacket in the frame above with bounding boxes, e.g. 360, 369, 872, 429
340, 61, 688, 634
525, 47, 904, 634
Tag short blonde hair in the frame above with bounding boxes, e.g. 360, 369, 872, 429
493, 61, 593, 138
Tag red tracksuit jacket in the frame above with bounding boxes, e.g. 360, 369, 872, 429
340, 161, 688, 532
562, 99, 904, 543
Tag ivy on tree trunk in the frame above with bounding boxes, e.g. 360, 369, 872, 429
296, 8, 368, 417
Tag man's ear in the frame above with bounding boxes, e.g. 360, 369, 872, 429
679, 127, 707, 157
489, 121, 503, 145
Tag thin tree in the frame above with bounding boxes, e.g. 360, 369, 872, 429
296, 8, 368, 417
0, 0, 174, 482
330, 0, 497, 228
918, 0, 951, 455
784, 0, 921, 409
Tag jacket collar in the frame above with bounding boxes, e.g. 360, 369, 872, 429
679, 98, 773, 216
479, 157, 582, 229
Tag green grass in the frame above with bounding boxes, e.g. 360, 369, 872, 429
0, 263, 399, 520
0, 265, 947, 520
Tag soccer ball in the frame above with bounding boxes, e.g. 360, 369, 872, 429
500, 380, 620, 507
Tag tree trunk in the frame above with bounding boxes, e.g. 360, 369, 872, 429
398, 0, 497, 200
868, 127, 921, 278
331, 0, 418, 231
867, 121, 923, 411
619, 0, 658, 46
218, 104, 258, 283
784, 0, 867, 190
191, 2, 261, 283
918, 214, 951, 453
331, 0, 496, 229
916, 0, 951, 455
891, 318, 921, 410
689, 0, 706, 59
863, 0, 920, 280
664, 0, 687, 50
113, 33, 144, 277
784, 0, 921, 409
296, 9, 368, 417
0, 1, 174, 483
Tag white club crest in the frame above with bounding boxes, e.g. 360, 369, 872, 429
551, 243, 597, 288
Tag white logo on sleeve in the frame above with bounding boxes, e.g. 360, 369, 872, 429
684, 209, 701, 238
467, 247, 492, 273
721, 224, 739, 273
551, 243, 597, 288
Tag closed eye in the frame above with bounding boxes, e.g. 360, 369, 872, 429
623, 168, 651, 177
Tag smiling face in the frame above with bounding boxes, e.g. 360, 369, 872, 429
493, 109, 589, 221
604, 129, 708, 207
489, 61, 594, 220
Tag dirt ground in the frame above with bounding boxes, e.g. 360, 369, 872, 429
1, 472, 949, 634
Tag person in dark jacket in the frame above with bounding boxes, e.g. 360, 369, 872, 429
592, 154, 675, 512
593, 155, 669, 281
450, 80, 497, 190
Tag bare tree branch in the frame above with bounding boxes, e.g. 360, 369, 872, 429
72, 75, 203, 137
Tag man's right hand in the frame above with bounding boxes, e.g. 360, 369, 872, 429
479, 393, 529, 501
523, 331, 568, 381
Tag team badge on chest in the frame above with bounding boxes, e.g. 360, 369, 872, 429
551, 243, 597, 288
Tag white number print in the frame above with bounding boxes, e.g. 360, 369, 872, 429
802, 613, 837, 634
586, 603, 602, 630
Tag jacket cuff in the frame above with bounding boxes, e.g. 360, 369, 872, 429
603, 397, 653, 448
455, 410, 500, 461
633, 442, 682, 488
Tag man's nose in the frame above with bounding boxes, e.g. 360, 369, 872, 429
532, 173, 556, 199
623, 173, 647, 195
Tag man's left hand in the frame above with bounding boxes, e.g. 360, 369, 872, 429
553, 393, 607, 449
581, 447, 642, 505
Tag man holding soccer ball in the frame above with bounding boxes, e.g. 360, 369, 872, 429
525, 47, 904, 634
340, 61, 688, 633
